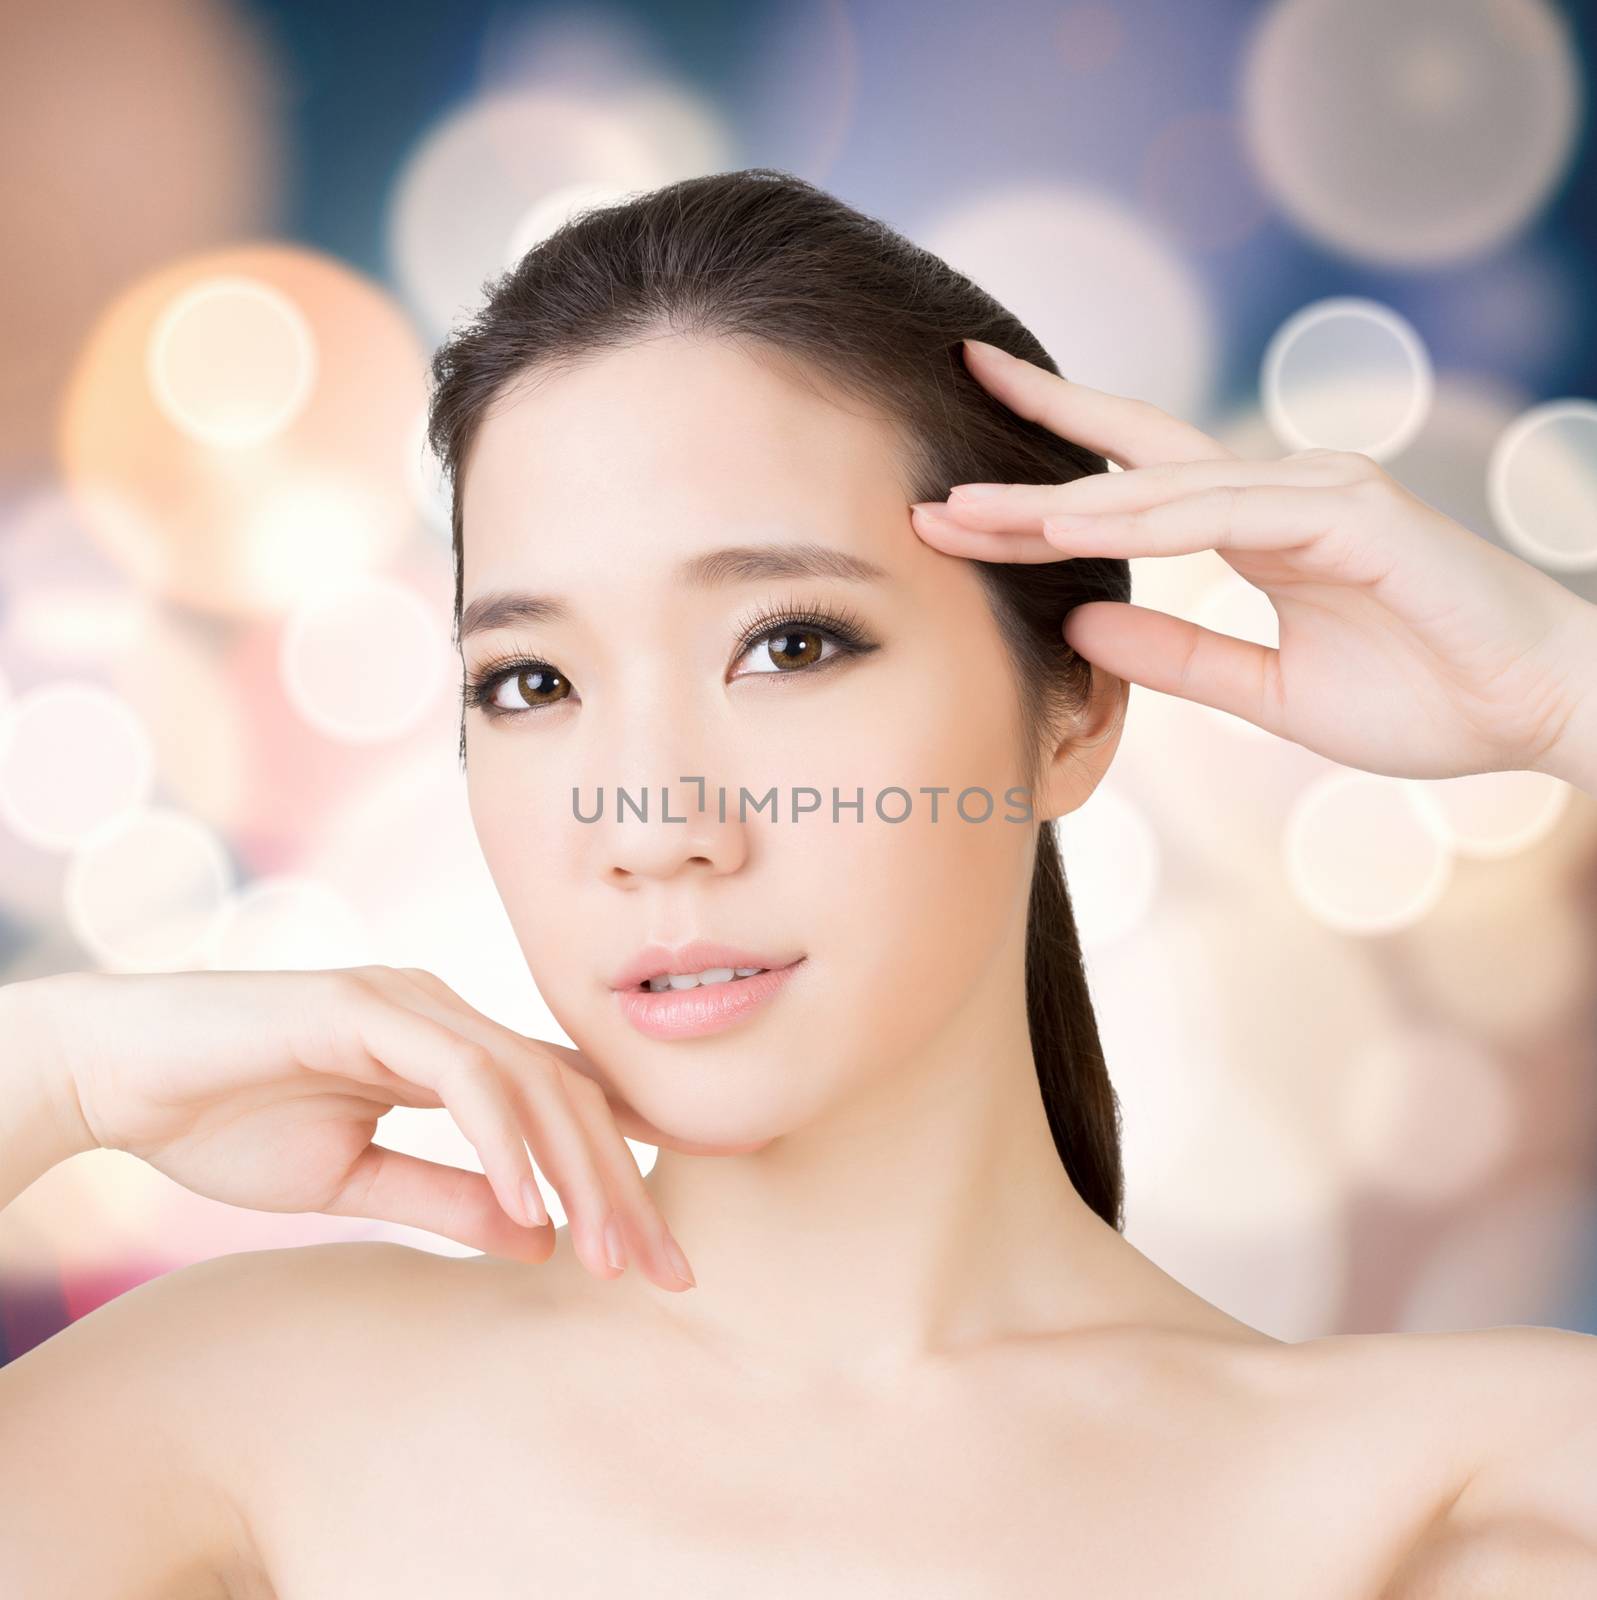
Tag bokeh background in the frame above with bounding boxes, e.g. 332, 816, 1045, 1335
2, 0, 1595, 1363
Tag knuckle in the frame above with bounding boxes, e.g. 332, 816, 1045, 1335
1203, 482, 1242, 518
512, 1043, 560, 1089
563, 1070, 608, 1110
1334, 449, 1381, 481
443, 1039, 497, 1083
327, 967, 376, 1006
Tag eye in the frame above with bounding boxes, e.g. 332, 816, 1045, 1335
464, 599, 880, 723
728, 601, 878, 682
733, 622, 845, 676
464, 656, 573, 720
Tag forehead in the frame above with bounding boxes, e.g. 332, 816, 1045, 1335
459, 337, 912, 582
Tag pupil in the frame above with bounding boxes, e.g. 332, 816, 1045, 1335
769, 630, 820, 669
519, 670, 566, 705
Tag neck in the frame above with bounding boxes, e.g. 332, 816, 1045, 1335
637, 921, 1159, 1386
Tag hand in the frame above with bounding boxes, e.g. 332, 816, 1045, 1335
910, 338, 1597, 788
17, 966, 704, 1290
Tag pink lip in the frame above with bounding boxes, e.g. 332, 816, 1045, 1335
614, 958, 807, 1040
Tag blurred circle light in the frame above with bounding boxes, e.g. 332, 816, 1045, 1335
0, 681, 155, 852
1262, 298, 1433, 459
920, 182, 1218, 424
1487, 399, 1597, 573
1405, 769, 1571, 860
64, 806, 232, 971
279, 575, 453, 744
60, 245, 427, 619
146, 276, 317, 448
1284, 770, 1454, 935
1241, 0, 1581, 267
388, 86, 731, 339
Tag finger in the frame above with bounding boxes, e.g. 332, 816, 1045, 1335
1039, 485, 1365, 574
960, 339, 1238, 468
518, 1032, 774, 1155
324, 1144, 555, 1262
531, 1070, 697, 1292
909, 506, 1066, 563
939, 451, 1355, 523
350, 995, 550, 1239
379, 971, 639, 1282
914, 483, 1350, 572
1063, 601, 1285, 735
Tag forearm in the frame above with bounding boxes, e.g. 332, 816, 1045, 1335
0, 976, 98, 1211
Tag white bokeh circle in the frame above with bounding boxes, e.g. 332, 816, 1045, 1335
279, 575, 452, 744
0, 680, 156, 851
1262, 297, 1433, 459
1486, 398, 1597, 573
64, 806, 233, 970
146, 275, 318, 447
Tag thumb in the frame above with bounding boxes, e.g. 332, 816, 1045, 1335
1063, 600, 1280, 732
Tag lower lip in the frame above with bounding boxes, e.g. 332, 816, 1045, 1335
614, 959, 806, 1040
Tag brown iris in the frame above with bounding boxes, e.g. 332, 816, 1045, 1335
763, 629, 824, 670
513, 668, 570, 707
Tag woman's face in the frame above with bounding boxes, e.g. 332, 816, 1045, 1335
460, 335, 1055, 1147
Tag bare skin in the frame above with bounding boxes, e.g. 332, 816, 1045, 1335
0, 954, 1593, 1598
3, 335, 1596, 1596
25, 1230, 1578, 1600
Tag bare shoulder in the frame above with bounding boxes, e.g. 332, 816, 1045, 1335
1380, 1323, 1597, 1593
117, 1237, 475, 1442
1233, 1322, 1597, 1595
0, 1237, 458, 1600
154, 1237, 488, 1398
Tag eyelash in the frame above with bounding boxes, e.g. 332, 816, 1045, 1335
463, 596, 878, 722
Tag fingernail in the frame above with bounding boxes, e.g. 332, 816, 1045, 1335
662, 1231, 696, 1288
965, 339, 1012, 360
520, 1175, 547, 1228
950, 483, 1005, 499
603, 1214, 628, 1272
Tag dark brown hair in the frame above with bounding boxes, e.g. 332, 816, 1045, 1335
427, 167, 1130, 1231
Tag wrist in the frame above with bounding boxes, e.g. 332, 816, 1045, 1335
1529, 598, 1597, 797
2, 975, 100, 1188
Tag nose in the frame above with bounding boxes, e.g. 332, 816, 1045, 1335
597, 769, 750, 884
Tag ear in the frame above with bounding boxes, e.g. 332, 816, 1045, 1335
1033, 665, 1129, 822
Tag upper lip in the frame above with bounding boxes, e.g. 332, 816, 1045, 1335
608, 940, 804, 991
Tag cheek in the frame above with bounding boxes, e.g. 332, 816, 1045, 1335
770, 649, 1034, 1054
797, 777, 1033, 1058
466, 748, 589, 977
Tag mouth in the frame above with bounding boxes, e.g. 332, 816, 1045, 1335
612, 956, 807, 1040
608, 941, 805, 993
634, 965, 773, 993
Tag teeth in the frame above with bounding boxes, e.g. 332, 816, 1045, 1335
645, 965, 767, 993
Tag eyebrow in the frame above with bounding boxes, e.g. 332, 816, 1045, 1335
458, 541, 893, 644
